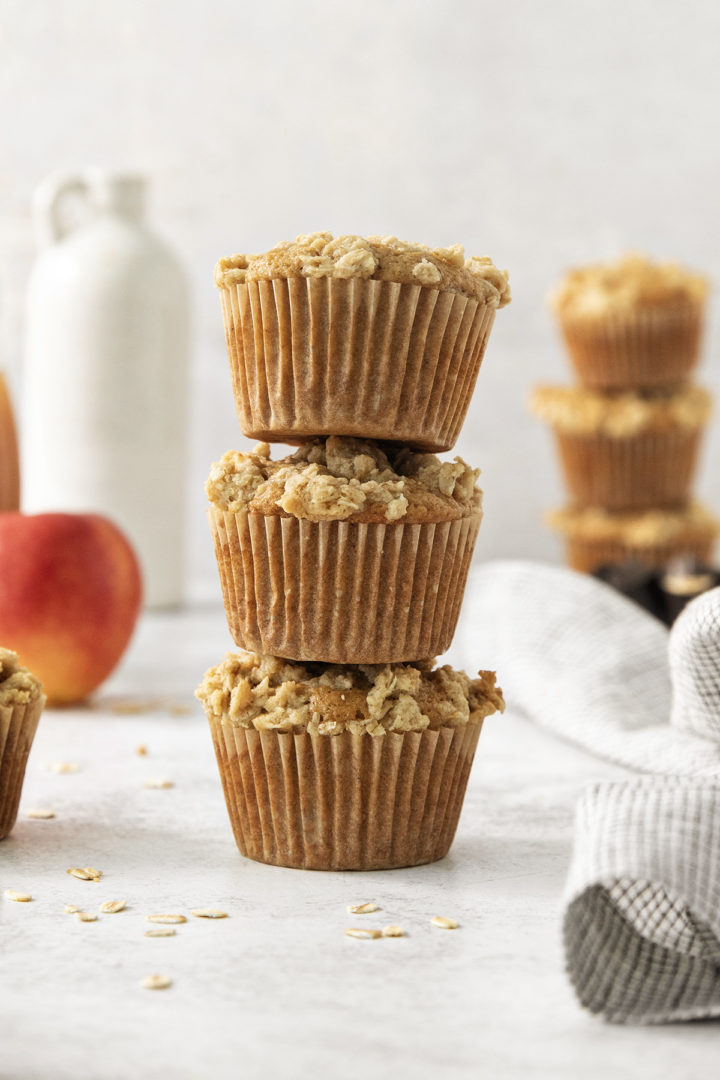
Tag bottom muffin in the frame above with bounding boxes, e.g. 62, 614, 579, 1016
196, 652, 504, 871
549, 503, 719, 573
0, 649, 45, 839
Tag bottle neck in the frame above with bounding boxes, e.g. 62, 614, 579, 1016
90, 175, 146, 223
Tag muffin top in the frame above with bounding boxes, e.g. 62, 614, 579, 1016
206, 437, 482, 524
214, 232, 511, 308
549, 503, 719, 547
0, 649, 43, 708
550, 254, 708, 320
196, 651, 504, 737
531, 384, 712, 438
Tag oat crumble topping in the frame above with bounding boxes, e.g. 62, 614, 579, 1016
549, 503, 720, 546
206, 437, 481, 524
531, 384, 711, 438
214, 232, 511, 308
0, 649, 43, 707
551, 254, 707, 320
196, 652, 504, 737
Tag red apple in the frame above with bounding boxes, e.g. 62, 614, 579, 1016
0, 512, 142, 705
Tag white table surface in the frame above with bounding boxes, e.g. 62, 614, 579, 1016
1, 607, 717, 1080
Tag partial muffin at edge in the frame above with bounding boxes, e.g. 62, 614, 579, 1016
0, 648, 45, 839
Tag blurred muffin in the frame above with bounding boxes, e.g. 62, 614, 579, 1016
549, 503, 719, 573
550, 254, 708, 389
215, 232, 510, 452
206, 436, 482, 663
531, 384, 711, 510
0, 649, 45, 839
196, 650, 504, 870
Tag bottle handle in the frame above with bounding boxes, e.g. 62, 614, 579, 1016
33, 172, 92, 248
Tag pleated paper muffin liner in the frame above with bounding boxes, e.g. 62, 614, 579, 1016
219, 277, 497, 452
0, 696, 44, 839
557, 302, 704, 390
209, 507, 481, 664
564, 533, 716, 574
208, 718, 484, 870
554, 428, 702, 511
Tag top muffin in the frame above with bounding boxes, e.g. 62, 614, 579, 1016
215, 231, 510, 451
215, 232, 511, 307
550, 253, 708, 390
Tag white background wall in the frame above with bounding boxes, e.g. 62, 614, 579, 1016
2, 0, 719, 600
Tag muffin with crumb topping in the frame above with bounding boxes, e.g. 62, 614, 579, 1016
551, 254, 708, 389
196, 650, 504, 870
0, 649, 45, 839
532, 384, 711, 510
207, 436, 482, 663
549, 502, 719, 573
215, 232, 510, 452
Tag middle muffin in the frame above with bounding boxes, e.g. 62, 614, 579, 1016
207, 436, 482, 663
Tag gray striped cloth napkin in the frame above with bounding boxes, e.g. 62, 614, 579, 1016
457, 561, 720, 1022
564, 779, 720, 1023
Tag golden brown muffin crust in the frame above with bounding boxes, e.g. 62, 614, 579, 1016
549, 503, 719, 546
531, 384, 712, 437
215, 232, 511, 308
196, 651, 505, 736
206, 437, 482, 524
551, 254, 707, 320
0, 649, 43, 707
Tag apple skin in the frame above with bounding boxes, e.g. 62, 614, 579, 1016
0, 512, 142, 705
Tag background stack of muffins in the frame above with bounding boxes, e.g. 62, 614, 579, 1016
532, 254, 718, 573
196, 232, 510, 871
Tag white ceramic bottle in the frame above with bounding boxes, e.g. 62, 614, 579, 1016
22, 170, 189, 607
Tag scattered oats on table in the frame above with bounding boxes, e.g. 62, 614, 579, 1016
66, 867, 102, 882
4, 890, 32, 902
344, 928, 382, 940
26, 808, 55, 820
347, 902, 380, 915
431, 916, 459, 930
191, 908, 228, 919
145, 927, 176, 938
382, 925, 405, 938
136, 744, 148, 756
48, 762, 80, 774
111, 701, 151, 715
141, 974, 172, 990
142, 778, 174, 789
99, 900, 126, 914
146, 914, 187, 925
76, 912, 98, 922
63, 904, 82, 914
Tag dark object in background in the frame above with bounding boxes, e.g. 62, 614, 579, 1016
594, 558, 720, 626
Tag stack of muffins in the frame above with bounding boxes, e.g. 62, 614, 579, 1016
196, 232, 510, 871
532, 254, 718, 572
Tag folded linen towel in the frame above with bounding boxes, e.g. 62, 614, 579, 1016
563, 779, 720, 1023
456, 560, 720, 777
